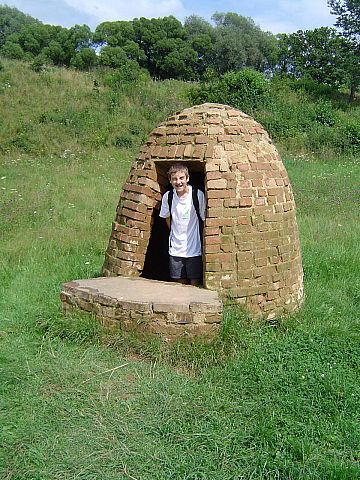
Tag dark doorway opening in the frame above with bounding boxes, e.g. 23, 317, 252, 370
141, 161, 205, 281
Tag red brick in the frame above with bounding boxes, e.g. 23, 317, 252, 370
192, 145, 206, 159
186, 126, 203, 134
207, 117, 221, 124
207, 179, 227, 189
180, 135, 194, 144
120, 207, 146, 222
138, 177, 161, 192
184, 145, 193, 157
239, 198, 252, 207
207, 208, 224, 218
195, 135, 208, 144
206, 171, 222, 180
207, 190, 232, 199
205, 227, 220, 236
206, 217, 234, 227
224, 198, 240, 208
205, 145, 215, 159
220, 244, 233, 253
205, 162, 220, 172
204, 244, 221, 254
207, 199, 223, 208
122, 199, 148, 214
205, 235, 221, 245
175, 145, 185, 157
167, 145, 177, 158
217, 135, 232, 142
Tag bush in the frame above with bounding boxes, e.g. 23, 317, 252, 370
190, 68, 270, 114
339, 121, 360, 152
104, 61, 150, 89
30, 54, 50, 72
313, 99, 336, 127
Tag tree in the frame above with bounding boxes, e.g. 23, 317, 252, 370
209, 12, 278, 75
153, 38, 197, 79
61, 24, 93, 65
1, 40, 26, 60
328, 0, 360, 101
93, 21, 135, 47
70, 47, 98, 70
184, 15, 215, 77
278, 27, 351, 88
0, 5, 39, 48
99, 46, 129, 68
132, 16, 196, 79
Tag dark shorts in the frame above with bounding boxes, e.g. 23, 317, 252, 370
169, 255, 203, 280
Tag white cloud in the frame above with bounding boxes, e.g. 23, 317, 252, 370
254, 0, 335, 34
64, 0, 188, 22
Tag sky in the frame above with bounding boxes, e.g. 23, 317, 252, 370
3, 0, 337, 34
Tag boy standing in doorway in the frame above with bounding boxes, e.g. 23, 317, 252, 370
159, 163, 206, 286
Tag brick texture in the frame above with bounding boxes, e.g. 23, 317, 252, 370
102, 103, 304, 321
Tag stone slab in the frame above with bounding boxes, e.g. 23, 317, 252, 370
61, 276, 223, 338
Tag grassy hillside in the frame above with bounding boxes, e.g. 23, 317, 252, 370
0, 59, 359, 479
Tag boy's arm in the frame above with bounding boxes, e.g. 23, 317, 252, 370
199, 190, 206, 220
159, 191, 170, 227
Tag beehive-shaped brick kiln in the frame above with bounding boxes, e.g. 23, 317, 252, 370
102, 103, 304, 319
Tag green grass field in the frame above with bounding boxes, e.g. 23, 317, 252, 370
0, 60, 359, 479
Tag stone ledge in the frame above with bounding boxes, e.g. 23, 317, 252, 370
60, 276, 222, 339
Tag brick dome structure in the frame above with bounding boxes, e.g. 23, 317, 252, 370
102, 103, 304, 319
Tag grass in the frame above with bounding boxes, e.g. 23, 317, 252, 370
0, 59, 359, 479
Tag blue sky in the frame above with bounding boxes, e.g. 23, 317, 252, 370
3, 0, 337, 34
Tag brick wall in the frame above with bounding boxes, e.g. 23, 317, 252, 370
102, 103, 304, 320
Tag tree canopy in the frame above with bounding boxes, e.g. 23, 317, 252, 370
328, 0, 360, 100
0, 3, 358, 98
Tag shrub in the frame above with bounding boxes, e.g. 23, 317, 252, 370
190, 68, 270, 114
104, 61, 150, 89
313, 99, 336, 127
30, 54, 50, 72
340, 121, 360, 152
114, 134, 133, 148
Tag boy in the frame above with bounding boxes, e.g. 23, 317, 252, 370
159, 163, 206, 286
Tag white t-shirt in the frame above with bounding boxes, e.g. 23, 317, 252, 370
159, 186, 206, 258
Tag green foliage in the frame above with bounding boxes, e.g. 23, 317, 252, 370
0, 19, 93, 69
340, 120, 360, 152
210, 12, 279, 74
30, 52, 50, 72
70, 47, 98, 70
314, 99, 337, 126
278, 28, 352, 88
104, 61, 150, 87
0, 5, 40, 48
1, 40, 26, 59
328, 0, 360, 101
190, 68, 270, 113
1, 2, 359, 95
99, 45, 128, 68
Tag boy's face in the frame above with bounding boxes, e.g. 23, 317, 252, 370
170, 170, 189, 196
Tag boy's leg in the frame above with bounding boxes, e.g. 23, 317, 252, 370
185, 256, 203, 286
169, 256, 188, 283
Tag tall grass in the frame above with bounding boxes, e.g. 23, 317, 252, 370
0, 59, 359, 479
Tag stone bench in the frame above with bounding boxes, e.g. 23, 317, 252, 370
61, 276, 222, 339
